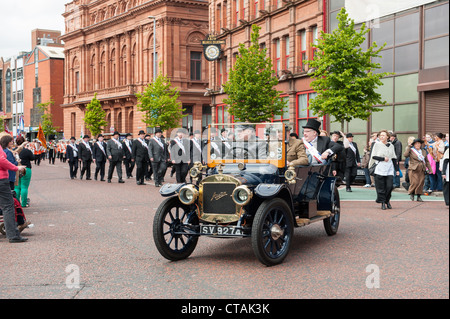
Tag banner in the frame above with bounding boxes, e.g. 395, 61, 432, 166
37, 124, 47, 149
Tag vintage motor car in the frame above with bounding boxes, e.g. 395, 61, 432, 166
153, 123, 340, 266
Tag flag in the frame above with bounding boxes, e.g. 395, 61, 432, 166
37, 124, 47, 149
19, 115, 24, 132
4, 124, 12, 136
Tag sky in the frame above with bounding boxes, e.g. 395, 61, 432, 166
0, 0, 66, 59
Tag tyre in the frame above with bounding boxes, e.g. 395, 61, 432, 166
323, 186, 340, 236
251, 198, 294, 266
153, 196, 199, 261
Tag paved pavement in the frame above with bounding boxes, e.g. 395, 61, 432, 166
0, 160, 448, 301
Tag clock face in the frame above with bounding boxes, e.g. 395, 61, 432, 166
205, 45, 220, 61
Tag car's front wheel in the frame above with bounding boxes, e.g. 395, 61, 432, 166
153, 197, 199, 261
251, 198, 294, 266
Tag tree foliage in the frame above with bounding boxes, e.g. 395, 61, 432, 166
305, 8, 393, 131
84, 93, 108, 137
223, 24, 284, 123
136, 68, 185, 131
37, 98, 58, 138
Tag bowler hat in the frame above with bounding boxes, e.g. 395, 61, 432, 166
346, 133, 354, 138
113, 131, 120, 135
139, 130, 145, 135
126, 133, 132, 137
83, 135, 89, 139
302, 118, 321, 134
98, 134, 103, 138
70, 136, 76, 140
155, 128, 162, 134
412, 138, 424, 145
330, 131, 342, 137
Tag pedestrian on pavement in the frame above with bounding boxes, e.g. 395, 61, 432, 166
14, 136, 34, 208
78, 135, 93, 180
132, 130, 150, 185
149, 128, 169, 187
92, 134, 107, 181
389, 132, 403, 188
66, 136, 79, 179
369, 130, 400, 210
430, 132, 445, 192
344, 133, 361, 192
0, 137, 27, 243
106, 131, 125, 183
329, 131, 345, 186
403, 138, 432, 202
440, 148, 449, 206
122, 133, 135, 179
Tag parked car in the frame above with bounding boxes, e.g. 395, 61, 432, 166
153, 123, 341, 266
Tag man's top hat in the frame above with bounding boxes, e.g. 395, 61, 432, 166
302, 118, 321, 134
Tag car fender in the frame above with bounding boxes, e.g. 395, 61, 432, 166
159, 183, 186, 197
254, 184, 294, 214
317, 177, 337, 211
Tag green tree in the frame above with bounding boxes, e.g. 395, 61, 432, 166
135, 67, 185, 131
37, 98, 58, 138
305, 8, 392, 131
223, 24, 284, 123
84, 93, 108, 137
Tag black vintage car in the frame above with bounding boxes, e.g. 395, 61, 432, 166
153, 123, 340, 266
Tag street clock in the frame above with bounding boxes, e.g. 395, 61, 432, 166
202, 34, 225, 61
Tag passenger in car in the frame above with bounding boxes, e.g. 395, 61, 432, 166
302, 119, 344, 165
286, 132, 309, 166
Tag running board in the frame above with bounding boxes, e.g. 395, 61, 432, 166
296, 210, 332, 227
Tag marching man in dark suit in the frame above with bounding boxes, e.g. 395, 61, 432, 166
148, 128, 169, 187
78, 134, 93, 180
93, 134, 107, 181
170, 129, 191, 183
66, 136, 79, 179
132, 130, 150, 185
301, 118, 344, 166
106, 131, 125, 183
122, 133, 135, 179
344, 133, 361, 192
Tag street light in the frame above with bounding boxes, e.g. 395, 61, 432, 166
148, 15, 157, 81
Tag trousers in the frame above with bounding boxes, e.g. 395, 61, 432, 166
374, 174, 394, 204
14, 167, 32, 207
0, 178, 20, 239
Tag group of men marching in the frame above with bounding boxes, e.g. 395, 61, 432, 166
64, 129, 202, 187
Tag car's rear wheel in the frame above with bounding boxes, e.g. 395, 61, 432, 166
251, 198, 294, 266
153, 197, 199, 261
323, 186, 340, 236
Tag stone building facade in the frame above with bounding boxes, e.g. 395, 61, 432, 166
61, 0, 211, 138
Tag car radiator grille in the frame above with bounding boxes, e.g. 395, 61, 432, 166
202, 183, 236, 215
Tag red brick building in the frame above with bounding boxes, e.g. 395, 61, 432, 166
208, 0, 325, 132
61, 0, 211, 138
23, 45, 65, 138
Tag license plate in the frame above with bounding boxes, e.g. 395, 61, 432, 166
200, 225, 243, 236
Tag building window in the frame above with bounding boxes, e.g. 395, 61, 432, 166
275, 38, 281, 75
296, 91, 322, 135
190, 51, 202, 81
5, 69, 11, 113
182, 105, 193, 133
216, 104, 231, 129
311, 26, 318, 60
424, 2, 449, 69
273, 95, 290, 125
75, 72, 80, 93
202, 105, 212, 132
285, 36, 290, 70
299, 30, 307, 72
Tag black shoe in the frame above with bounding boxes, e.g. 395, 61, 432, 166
381, 203, 386, 210
100, 179, 106, 182
416, 195, 423, 202
9, 237, 28, 243
410, 194, 414, 201
107, 180, 111, 183
86, 178, 92, 180
94, 176, 98, 181
137, 181, 142, 185
386, 202, 392, 209
346, 188, 352, 192
118, 180, 125, 183
80, 176, 83, 180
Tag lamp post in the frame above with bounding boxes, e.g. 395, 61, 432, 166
148, 15, 157, 81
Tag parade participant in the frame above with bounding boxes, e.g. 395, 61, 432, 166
286, 130, 309, 167
34, 141, 42, 166
330, 131, 346, 186
106, 131, 125, 183
122, 133, 135, 179
48, 139, 56, 165
149, 128, 169, 187
404, 138, 432, 202
66, 137, 79, 179
369, 130, 400, 210
61, 141, 67, 163
344, 133, 361, 192
170, 129, 191, 183
0, 137, 27, 243
132, 130, 150, 185
78, 135, 93, 180
302, 119, 343, 165
144, 134, 153, 181
92, 134, 107, 181
14, 136, 34, 207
